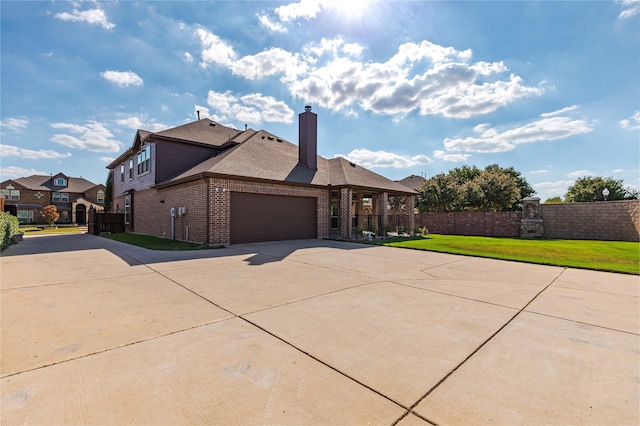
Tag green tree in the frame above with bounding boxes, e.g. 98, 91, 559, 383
104, 170, 113, 212
484, 164, 534, 210
543, 196, 563, 204
565, 176, 639, 202
416, 173, 458, 212
416, 164, 533, 212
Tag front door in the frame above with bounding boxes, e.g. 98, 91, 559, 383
76, 204, 87, 225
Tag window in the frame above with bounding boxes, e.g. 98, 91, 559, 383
124, 196, 130, 224
53, 192, 69, 202
137, 145, 151, 175
120, 164, 125, 183
1, 189, 20, 201
129, 159, 134, 179
97, 190, 104, 204
54, 177, 67, 186
35, 192, 43, 199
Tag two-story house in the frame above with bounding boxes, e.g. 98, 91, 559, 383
1, 173, 105, 224
106, 106, 415, 245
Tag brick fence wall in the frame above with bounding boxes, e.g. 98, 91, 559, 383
415, 211, 522, 237
540, 200, 639, 242
414, 200, 640, 241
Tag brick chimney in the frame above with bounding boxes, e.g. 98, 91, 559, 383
298, 105, 317, 171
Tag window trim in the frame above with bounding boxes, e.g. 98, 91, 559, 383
120, 164, 125, 183
124, 196, 131, 224
53, 192, 69, 202
137, 145, 151, 175
97, 190, 105, 204
54, 177, 67, 186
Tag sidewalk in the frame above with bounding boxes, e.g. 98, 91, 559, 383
1, 234, 638, 425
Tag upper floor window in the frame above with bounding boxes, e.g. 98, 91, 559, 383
137, 145, 151, 175
54, 177, 67, 186
120, 164, 125, 183
129, 159, 134, 179
53, 192, 69, 202
0, 189, 20, 201
97, 190, 105, 204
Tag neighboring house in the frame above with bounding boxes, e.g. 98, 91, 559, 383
1, 173, 105, 224
107, 106, 416, 245
398, 174, 427, 191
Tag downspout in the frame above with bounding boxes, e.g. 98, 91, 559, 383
205, 176, 211, 244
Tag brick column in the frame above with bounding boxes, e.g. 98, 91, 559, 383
209, 179, 230, 245
379, 192, 388, 233
407, 195, 415, 234
340, 187, 352, 240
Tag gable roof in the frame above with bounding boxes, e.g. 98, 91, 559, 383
151, 118, 244, 148
8, 175, 101, 193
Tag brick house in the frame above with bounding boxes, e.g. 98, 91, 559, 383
106, 106, 415, 245
1, 173, 105, 224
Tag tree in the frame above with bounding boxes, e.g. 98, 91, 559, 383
544, 196, 563, 204
42, 205, 60, 227
104, 170, 113, 212
484, 164, 534, 210
416, 164, 534, 212
565, 176, 639, 202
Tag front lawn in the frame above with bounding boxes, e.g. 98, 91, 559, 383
20, 225, 81, 235
371, 234, 639, 275
100, 232, 222, 251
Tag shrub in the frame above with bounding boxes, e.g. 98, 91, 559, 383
0, 212, 20, 251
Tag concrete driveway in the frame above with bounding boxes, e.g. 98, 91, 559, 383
1, 234, 638, 425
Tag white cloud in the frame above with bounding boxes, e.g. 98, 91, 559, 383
50, 121, 122, 153
0, 166, 48, 179
116, 115, 168, 132
444, 115, 594, 153
184, 52, 194, 63
532, 179, 575, 199
100, 71, 143, 87
274, 1, 324, 21
54, 7, 115, 29
0, 144, 71, 160
257, 14, 287, 33
336, 148, 432, 169
566, 170, 595, 178
528, 169, 549, 174
206, 90, 294, 124
194, 32, 542, 119
100, 156, 115, 164
540, 105, 578, 117
230, 48, 306, 82
620, 111, 640, 130
196, 28, 237, 68
0, 117, 29, 131
617, 0, 640, 19
433, 150, 470, 162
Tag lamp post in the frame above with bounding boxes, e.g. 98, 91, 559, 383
602, 187, 609, 201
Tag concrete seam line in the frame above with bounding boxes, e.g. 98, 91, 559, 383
523, 310, 639, 336
239, 316, 411, 414
405, 267, 568, 413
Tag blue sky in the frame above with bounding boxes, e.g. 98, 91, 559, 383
1, 0, 638, 200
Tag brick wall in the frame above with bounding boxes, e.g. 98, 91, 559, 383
540, 200, 639, 241
131, 177, 331, 245
415, 211, 523, 237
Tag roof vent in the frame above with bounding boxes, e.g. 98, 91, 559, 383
261, 136, 265, 139
305, 105, 312, 112
209, 122, 216, 127
267, 136, 274, 140
349, 162, 356, 167
277, 138, 282, 142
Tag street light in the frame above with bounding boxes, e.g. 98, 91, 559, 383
602, 187, 609, 201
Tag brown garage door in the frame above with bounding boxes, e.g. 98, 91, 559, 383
230, 193, 317, 244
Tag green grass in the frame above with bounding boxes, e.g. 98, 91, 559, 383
372, 234, 639, 275
100, 232, 222, 251
20, 226, 81, 235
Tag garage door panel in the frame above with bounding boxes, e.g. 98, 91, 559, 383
231, 193, 317, 244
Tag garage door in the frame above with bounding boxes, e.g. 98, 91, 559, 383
230, 193, 317, 244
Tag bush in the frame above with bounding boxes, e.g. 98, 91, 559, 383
0, 212, 20, 251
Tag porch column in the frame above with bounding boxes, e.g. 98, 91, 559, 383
379, 192, 388, 232
407, 195, 415, 234
340, 187, 352, 240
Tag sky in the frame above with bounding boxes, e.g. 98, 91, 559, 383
1, 0, 639, 200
